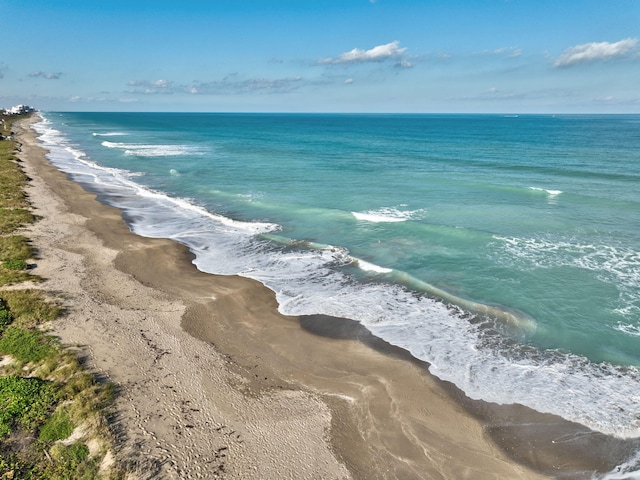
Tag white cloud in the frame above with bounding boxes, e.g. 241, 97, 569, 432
127, 79, 175, 94
554, 38, 638, 67
318, 41, 408, 65
65, 95, 137, 104
150, 79, 172, 88
507, 49, 522, 58
395, 59, 414, 69
127, 75, 304, 95
480, 47, 521, 58
192, 75, 303, 94
30, 71, 62, 79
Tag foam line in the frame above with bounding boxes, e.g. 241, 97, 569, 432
260, 232, 536, 334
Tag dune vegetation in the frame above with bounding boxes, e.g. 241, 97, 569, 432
0, 113, 121, 479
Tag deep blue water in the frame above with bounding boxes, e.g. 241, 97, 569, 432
33, 113, 640, 451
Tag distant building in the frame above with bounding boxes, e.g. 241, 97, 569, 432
1, 105, 35, 140
1, 105, 36, 116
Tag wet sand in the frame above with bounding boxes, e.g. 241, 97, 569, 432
13, 115, 634, 479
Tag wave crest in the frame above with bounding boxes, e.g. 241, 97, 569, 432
352, 206, 426, 223
101, 141, 207, 157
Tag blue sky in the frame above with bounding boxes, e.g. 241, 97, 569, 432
1, 0, 639, 113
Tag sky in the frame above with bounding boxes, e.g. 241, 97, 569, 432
1, 0, 639, 113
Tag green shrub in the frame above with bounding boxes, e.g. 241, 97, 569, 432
0, 456, 32, 479
0, 290, 60, 326
0, 309, 13, 332
53, 442, 90, 464
0, 376, 59, 437
0, 208, 36, 234
0, 327, 57, 363
0, 298, 13, 331
38, 410, 75, 443
2, 259, 28, 270
47, 442, 96, 479
0, 235, 34, 262
0, 268, 36, 287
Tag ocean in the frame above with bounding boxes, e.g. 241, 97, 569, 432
33, 112, 640, 475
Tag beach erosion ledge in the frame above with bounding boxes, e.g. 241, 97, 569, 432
13, 115, 625, 479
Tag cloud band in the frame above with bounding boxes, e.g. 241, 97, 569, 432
554, 38, 638, 67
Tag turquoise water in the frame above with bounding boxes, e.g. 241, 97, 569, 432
34, 113, 640, 447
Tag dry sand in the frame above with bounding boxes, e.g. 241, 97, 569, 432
11, 116, 560, 479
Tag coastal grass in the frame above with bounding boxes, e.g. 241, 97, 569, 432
0, 267, 35, 287
0, 135, 35, 234
38, 410, 75, 443
0, 299, 12, 332
0, 289, 60, 328
0, 235, 35, 263
0, 122, 40, 285
0, 327, 57, 363
0, 113, 122, 479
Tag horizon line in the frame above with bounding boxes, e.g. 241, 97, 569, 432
39, 110, 640, 116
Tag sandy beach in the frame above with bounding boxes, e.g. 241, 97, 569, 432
10, 115, 586, 479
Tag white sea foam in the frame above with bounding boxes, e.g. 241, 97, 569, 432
615, 305, 640, 319
93, 132, 127, 137
352, 206, 426, 223
595, 449, 640, 479
494, 235, 639, 291
492, 235, 640, 341
34, 120, 275, 239
101, 140, 206, 157
32, 115, 640, 443
355, 258, 393, 273
529, 186, 563, 196
615, 323, 640, 337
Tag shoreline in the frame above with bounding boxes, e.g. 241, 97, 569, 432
13, 115, 631, 479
